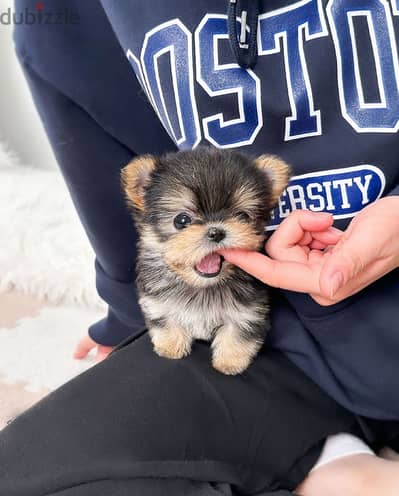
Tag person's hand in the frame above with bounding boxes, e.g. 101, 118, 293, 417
220, 209, 342, 304
74, 334, 114, 362
220, 197, 399, 305
315, 196, 399, 304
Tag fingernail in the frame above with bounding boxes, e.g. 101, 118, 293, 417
329, 271, 344, 297
313, 211, 332, 219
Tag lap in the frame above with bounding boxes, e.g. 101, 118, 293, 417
43, 479, 234, 496
37, 479, 294, 496
0, 333, 356, 495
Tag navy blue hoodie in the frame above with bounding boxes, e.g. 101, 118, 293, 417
13, 0, 399, 419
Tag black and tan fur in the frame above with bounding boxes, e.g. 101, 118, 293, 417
122, 147, 290, 375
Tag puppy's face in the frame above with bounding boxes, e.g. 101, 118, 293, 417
122, 148, 290, 287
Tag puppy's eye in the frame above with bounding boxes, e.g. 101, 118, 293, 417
236, 211, 251, 222
173, 213, 192, 230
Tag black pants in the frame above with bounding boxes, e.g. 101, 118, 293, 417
22, 480, 293, 496
0, 331, 362, 496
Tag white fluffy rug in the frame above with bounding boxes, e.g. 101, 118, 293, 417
0, 144, 104, 310
0, 306, 100, 392
0, 143, 105, 418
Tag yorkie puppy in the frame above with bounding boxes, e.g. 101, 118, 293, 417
122, 147, 290, 375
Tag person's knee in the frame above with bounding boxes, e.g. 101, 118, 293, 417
296, 454, 399, 496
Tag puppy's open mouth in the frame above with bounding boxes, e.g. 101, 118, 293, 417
194, 253, 224, 278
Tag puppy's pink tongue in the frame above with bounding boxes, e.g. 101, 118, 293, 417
195, 253, 222, 275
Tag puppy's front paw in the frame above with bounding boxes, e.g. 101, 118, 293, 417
212, 352, 252, 375
154, 340, 190, 360
211, 324, 261, 375
150, 326, 192, 360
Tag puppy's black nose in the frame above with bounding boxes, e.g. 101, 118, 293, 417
207, 227, 226, 243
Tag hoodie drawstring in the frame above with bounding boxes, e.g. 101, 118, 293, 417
228, 0, 260, 69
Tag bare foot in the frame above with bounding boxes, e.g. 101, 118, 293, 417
74, 334, 114, 362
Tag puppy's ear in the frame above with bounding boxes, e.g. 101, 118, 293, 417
121, 155, 157, 211
254, 155, 291, 206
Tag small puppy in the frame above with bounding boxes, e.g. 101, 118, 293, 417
122, 147, 290, 375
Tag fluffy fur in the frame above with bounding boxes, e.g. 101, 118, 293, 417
0, 143, 103, 309
122, 147, 290, 375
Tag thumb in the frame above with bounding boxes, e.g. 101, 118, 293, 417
319, 235, 369, 298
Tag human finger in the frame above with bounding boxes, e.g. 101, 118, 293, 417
310, 226, 343, 246
266, 210, 334, 259
220, 249, 320, 293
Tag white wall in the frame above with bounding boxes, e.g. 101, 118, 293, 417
0, 0, 56, 169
